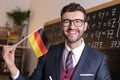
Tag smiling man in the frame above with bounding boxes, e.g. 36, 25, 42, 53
2, 2, 111, 80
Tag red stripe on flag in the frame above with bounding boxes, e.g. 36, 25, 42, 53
34, 31, 48, 54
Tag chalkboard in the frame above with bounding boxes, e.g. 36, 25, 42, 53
44, 21, 64, 45
44, 3, 120, 49
84, 3, 120, 49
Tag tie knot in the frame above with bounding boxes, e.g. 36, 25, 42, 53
69, 51, 74, 55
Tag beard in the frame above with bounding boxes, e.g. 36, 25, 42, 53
62, 28, 83, 43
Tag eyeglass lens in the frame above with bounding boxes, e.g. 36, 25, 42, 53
62, 19, 85, 27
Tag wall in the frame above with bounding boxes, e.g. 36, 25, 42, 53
0, 0, 29, 27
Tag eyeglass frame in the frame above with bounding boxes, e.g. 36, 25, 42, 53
61, 19, 85, 27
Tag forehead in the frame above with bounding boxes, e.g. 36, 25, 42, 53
61, 11, 84, 20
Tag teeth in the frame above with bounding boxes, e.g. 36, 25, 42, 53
69, 31, 76, 34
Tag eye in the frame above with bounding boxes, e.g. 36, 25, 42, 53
64, 19, 70, 23
74, 19, 82, 23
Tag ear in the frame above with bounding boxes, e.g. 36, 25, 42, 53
83, 22, 88, 31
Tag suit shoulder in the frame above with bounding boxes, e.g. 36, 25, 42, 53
85, 44, 106, 59
92, 48, 106, 57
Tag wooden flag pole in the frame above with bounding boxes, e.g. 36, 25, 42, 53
16, 27, 43, 46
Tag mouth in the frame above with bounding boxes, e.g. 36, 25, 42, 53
67, 30, 78, 38
69, 30, 76, 34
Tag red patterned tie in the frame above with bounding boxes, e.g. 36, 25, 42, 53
65, 51, 73, 73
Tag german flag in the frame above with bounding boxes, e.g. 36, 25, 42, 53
28, 28, 50, 58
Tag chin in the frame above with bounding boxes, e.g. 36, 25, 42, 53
67, 38, 77, 43
67, 36, 82, 43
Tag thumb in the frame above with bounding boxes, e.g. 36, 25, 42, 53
9, 44, 17, 55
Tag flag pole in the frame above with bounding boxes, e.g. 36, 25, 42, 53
16, 27, 43, 46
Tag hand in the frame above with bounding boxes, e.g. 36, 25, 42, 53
2, 44, 18, 76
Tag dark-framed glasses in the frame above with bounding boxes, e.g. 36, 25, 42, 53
61, 19, 85, 27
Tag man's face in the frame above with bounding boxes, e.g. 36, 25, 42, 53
61, 11, 88, 43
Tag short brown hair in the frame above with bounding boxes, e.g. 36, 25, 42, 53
61, 2, 87, 22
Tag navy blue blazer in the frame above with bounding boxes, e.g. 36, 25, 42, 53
14, 43, 111, 80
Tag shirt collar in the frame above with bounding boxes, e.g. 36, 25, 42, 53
65, 38, 85, 54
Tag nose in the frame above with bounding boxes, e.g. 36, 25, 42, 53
69, 21, 75, 29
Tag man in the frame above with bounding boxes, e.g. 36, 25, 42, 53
2, 2, 111, 80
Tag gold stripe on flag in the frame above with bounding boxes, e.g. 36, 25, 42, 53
28, 34, 43, 57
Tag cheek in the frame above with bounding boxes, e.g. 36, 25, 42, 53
62, 27, 68, 32
79, 25, 87, 32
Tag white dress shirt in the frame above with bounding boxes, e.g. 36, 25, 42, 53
11, 69, 20, 80
62, 39, 85, 70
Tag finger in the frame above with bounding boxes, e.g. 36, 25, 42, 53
4, 45, 16, 51
3, 46, 11, 53
12, 44, 17, 52
2, 45, 16, 56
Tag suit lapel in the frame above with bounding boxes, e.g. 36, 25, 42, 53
71, 44, 91, 80
55, 43, 65, 80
